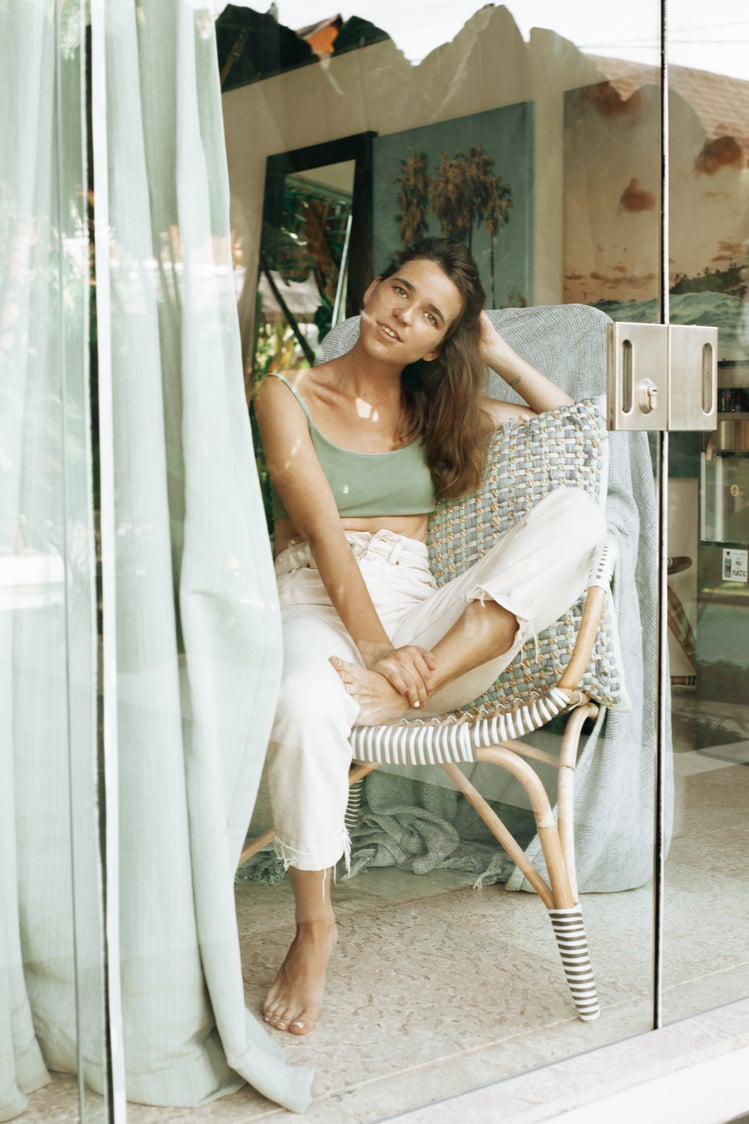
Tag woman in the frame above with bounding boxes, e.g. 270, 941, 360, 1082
254, 238, 604, 1036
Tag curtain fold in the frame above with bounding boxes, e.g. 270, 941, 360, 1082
1, 1, 103, 1120
1, 1, 311, 1117
95, 0, 313, 1112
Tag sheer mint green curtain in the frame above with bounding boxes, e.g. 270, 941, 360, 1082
92, 0, 312, 1113
0, 2, 104, 1121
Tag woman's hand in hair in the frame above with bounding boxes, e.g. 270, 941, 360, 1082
476, 311, 573, 414
476, 311, 513, 371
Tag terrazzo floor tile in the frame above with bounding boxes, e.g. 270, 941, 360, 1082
12, 1076, 88, 1123
662, 965, 749, 1025
15, 738, 749, 1122
234, 877, 658, 1122
673, 767, 749, 834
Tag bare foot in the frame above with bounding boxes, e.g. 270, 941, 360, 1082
330, 657, 413, 725
263, 920, 338, 1035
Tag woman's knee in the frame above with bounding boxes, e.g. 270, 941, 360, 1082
552, 487, 606, 550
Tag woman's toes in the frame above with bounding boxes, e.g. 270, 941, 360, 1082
264, 1007, 311, 1034
265, 1011, 289, 1030
263, 1000, 286, 1028
329, 656, 357, 692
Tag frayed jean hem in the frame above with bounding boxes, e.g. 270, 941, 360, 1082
274, 828, 351, 879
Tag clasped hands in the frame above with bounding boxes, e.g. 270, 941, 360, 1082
365, 644, 437, 710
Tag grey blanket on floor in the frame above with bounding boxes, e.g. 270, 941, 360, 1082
237, 769, 530, 887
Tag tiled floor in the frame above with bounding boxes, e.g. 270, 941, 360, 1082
18, 690, 749, 1122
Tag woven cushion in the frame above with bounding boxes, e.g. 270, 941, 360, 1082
427, 399, 629, 712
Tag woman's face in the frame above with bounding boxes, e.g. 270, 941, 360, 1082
360, 258, 464, 366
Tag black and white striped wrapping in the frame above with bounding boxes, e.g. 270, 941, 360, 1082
549, 905, 600, 1021
348, 687, 578, 767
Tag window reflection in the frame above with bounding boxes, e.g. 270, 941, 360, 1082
226, 2, 664, 1104
220, 0, 748, 1112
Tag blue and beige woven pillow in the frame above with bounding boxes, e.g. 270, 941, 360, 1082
427, 398, 629, 713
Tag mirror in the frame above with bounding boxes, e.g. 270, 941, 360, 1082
251, 133, 374, 381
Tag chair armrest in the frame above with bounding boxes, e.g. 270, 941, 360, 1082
557, 540, 618, 691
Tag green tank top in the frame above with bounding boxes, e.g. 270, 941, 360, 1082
267, 373, 436, 521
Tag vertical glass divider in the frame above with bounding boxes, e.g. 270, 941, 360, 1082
52, 0, 83, 1105
90, 1, 127, 1115
653, 0, 671, 1031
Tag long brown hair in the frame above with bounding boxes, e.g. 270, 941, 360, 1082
379, 238, 490, 500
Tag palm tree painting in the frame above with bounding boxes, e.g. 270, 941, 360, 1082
396, 151, 430, 246
374, 103, 533, 308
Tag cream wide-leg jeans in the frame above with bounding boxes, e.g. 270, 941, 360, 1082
267, 487, 606, 872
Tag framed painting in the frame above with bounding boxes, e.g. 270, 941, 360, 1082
372, 102, 535, 309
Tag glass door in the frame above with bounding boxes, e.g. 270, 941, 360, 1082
222, 1, 667, 1113
662, 0, 749, 1024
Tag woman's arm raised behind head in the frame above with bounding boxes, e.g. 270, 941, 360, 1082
477, 312, 574, 421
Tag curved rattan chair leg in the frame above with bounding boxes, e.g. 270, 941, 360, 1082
556, 701, 599, 903
474, 746, 578, 908
549, 904, 600, 1021
237, 826, 275, 868
440, 761, 554, 904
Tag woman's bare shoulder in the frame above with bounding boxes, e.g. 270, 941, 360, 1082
255, 366, 315, 407
254, 370, 307, 428
257, 361, 340, 400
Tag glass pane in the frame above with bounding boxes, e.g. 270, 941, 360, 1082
223, 2, 664, 1115
664, 0, 749, 1023
0, 3, 108, 1120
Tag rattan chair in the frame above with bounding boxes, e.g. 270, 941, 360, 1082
241, 306, 629, 1024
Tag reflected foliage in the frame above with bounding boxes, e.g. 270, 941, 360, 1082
216, 6, 390, 91
255, 173, 352, 376
216, 6, 315, 88
251, 174, 353, 531
331, 16, 389, 57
